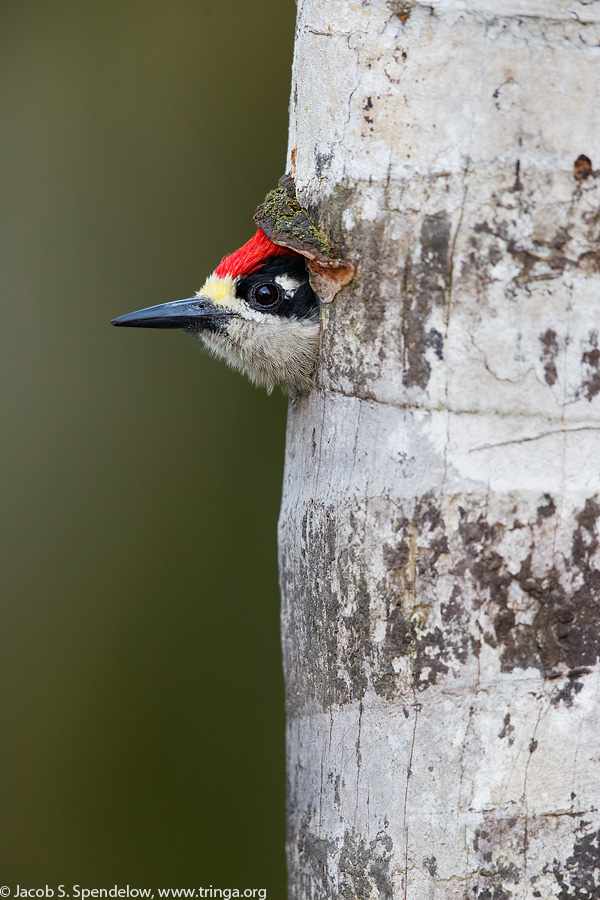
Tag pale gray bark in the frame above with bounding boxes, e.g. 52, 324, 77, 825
279, 1, 600, 898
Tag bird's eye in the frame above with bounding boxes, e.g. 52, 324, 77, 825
252, 283, 280, 307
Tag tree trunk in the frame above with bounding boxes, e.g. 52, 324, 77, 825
279, 1, 600, 898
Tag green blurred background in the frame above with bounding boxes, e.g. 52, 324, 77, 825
1, 0, 296, 891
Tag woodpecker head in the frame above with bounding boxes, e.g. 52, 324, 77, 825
112, 228, 321, 396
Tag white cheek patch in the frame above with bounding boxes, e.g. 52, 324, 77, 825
275, 275, 302, 294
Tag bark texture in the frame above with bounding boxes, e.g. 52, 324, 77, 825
279, 2, 600, 898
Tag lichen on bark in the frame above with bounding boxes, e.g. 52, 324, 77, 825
254, 175, 354, 303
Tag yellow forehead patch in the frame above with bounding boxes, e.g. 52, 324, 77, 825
196, 273, 238, 308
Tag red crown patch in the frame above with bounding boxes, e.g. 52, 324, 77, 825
215, 228, 294, 279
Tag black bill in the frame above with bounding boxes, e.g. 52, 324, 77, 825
111, 297, 232, 330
